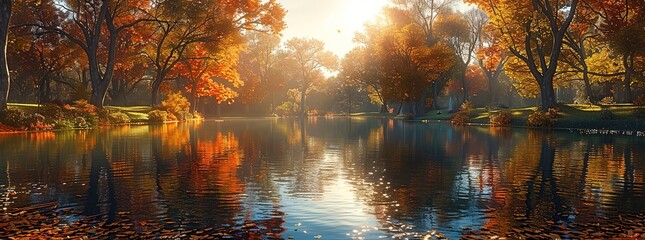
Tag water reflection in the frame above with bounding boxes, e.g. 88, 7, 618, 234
0, 119, 644, 238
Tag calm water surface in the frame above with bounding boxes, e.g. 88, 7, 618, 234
1, 118, 644, 239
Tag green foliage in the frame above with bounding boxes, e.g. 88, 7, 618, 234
108, 112, 131, 124
489, 110, 512, 126
527, 109, 554, 127
63, 100, 99, 127
451, 111, 471, 125
148, 110, 170, 122
52, 119, 75, 130
276, 101, 298, 116
74, 117, 91, 128
161, 92, 191, 117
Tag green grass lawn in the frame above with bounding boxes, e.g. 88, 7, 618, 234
420, 104, 645, 131
7, 103, 153, 122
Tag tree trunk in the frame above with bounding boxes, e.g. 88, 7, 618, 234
461, 70, 469, 103
190, 80, 197, 114
379, 104, 387, 114
431, 82, 439, 110
90, 80, 110, 107
0, 0, 10, 110
622, 54, 634, 103
151, 79, 162, 106
299, 87, 306, 117
540, 78, 557, 110
581, 70, 595, 103
38, 75, 51, 103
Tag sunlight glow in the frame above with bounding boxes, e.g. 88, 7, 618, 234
338, 0, 390, 34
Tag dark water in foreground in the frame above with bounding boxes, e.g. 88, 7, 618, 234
1, 118, 644, 239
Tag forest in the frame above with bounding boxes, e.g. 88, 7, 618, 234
0, 0, 643, 130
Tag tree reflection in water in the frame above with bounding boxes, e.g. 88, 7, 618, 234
0, 119, 643, 238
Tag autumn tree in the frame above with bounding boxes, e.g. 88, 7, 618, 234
22, 0, 152, 107
282, 38, 338, 117
377, 23, 454, 116
108, 23, 149, 105
341, 45, 387, 113
435, 9, 486, 103
390, 1, 456, 109
583, 0, 645, 103
475, 31, 508, 104
237, 32, 283, 113
392, 0, 456, 43
176, 42, 243, 114
0, 0, 11, 110
446, 65, 488, 99
143, 0, 285, 106
467, 0, 580, 109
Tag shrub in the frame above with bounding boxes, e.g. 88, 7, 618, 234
39, 103, 65, 120
108, 112, 131, 124
527, 109, 554, 127
175, 111, 193, 121
489, 110, 512, 126
166, 112, 178, 121
193, 111, 203, 119
546, 108, 560, 119
161, 92, 190, 116
276, 102, 297, 116
148, 110, 169, 122
307, 109, 319, 116
451, 111, 471, 125
28, 114, 54, 131
0, 108, 28, 129
599, 109, 614, 120
53, 119, 75, 130
599, 96, 615, 105
461, 100, 474, 112
75, 117, 91, 128
63, 100, 98, 127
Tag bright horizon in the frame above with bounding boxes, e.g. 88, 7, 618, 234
278, 0, 474, 58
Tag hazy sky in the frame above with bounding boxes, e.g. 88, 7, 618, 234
277, 0, 391, 57
276, 0, 472, 58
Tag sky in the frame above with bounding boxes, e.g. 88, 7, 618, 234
277, 0, 390, 58
276, 0, 473, 58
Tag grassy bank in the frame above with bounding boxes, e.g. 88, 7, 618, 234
419, 104, 645, 131
8, 103, 153, 122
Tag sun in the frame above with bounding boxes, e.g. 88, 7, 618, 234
339, 0, 390, 33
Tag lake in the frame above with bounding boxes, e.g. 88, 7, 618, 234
1, 118, 644, 239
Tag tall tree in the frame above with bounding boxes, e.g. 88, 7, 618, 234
176, 42, 243, 114
0, 0, 11, 110
391, 0, 456, 110
475, 29, 508, 105
283, 38, 338, 117
435, 9, 486, 103
392, 0, 456, 43
467, 0, 580, 109
143, 0, 285, 106
377, 24, 454, 116
341, 47, 387, 113
584, 0, 645, 103
25, 0, 151, 107
237, 32, 283, 113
